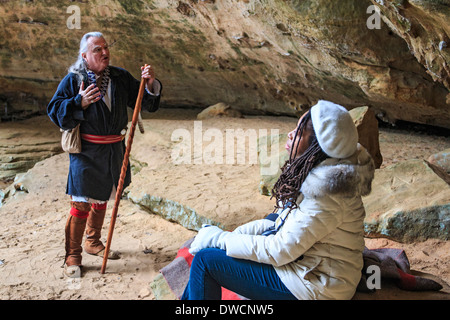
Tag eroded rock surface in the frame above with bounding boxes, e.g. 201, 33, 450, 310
0, 0, 449, 128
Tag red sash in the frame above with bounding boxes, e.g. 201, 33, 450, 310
81, 133, 125, 144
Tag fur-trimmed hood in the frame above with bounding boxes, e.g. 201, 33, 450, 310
301, 144, 375, 198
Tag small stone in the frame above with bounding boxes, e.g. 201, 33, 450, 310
138, 288, 151, 298
197, 102, 243, 120
427, 148, 450, 174
143, 247, 153, 254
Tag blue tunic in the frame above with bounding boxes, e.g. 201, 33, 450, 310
47, 66, 161, 201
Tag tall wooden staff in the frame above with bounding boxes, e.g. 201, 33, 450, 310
101, 65, 148, 274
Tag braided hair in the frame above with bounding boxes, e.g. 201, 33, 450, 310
271, 111, 329, 212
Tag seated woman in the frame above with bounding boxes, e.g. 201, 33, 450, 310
182, 100, 375, 300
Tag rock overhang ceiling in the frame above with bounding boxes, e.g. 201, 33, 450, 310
0, 0, 448, 128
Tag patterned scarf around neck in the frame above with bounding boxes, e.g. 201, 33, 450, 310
86, 66, 110, 99
85, 66, 145, 133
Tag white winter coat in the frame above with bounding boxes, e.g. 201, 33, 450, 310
224, 144, 375, 300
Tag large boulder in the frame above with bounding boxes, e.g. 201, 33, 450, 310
363, 160, 450, 242
349, 106, 383, 169
0, 116, 61, 181
427, 148, 450, 174
127, 189, 220, 231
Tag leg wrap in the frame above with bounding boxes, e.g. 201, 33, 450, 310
69, 201, 91, 219
91, 202, 107, 211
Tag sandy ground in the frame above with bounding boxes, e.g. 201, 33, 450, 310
0, 108, 449, 300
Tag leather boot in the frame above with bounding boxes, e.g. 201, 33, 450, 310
85, 203, 107, 255
64, 214, 88, 277
85, 203, 120, 259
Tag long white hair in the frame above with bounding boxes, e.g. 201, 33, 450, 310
68, 31, 104, 83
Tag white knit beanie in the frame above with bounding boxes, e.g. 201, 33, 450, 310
310, 100, 358, 159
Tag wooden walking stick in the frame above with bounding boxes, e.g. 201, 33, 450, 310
101, 65, 149, 274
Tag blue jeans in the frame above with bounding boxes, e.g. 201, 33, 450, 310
181, 248, 297, 300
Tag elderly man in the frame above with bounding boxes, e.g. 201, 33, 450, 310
48, 31, 162, 277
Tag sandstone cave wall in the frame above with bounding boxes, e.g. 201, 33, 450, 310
0, 0, 448, 127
